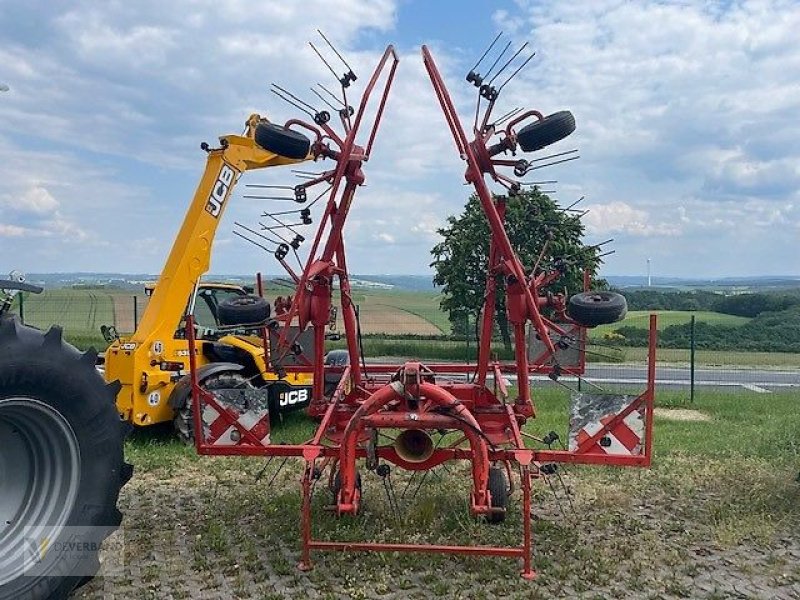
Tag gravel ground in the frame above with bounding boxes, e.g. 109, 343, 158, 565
76, 455, 800, 600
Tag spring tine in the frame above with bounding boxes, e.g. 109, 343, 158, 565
317, 29, 355, 75
270, 86, 315, 118
262, 208, 302, 217
232, 230, 271, 253
235, 221, 283, 246
242, 195, 296, 201
318, 83, 346, 107
488, 42, 528, 85
309, 41, 340, 81
483, 40, 512, 80
291, 169, 325, 176
563, 195, 585, 211
271, 83, 318, 113
492, 106, 523, 127
258, 221, 292, 245
523, 155, 580, 171
469, 31, 503, 74
497, 51, 536, 92
246, 184, 294, 190
310, 86, 338, 111
529, 148, 579, 164
264, 213, 303, 237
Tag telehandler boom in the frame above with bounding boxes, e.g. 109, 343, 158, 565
104, 115, 314, 434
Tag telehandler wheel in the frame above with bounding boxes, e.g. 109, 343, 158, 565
516, 110, 576, 152
254, 123, 311, 160
174, 371, 254, 444
0, 317, 132, 600
218, 294, 270, 326
567, 291, 628, 327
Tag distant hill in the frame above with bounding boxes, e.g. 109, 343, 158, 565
606, 275, 800, 292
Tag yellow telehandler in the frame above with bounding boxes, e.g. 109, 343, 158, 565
103, 115, 317, 439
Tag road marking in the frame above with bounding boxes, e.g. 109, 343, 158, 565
741, 383, 770, 393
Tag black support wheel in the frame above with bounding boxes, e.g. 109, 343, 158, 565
0, 317, 132, 600
516, 110, 576, 152
173, 371, 254, 445
485, 466, 509, 524
254, 123, 311, 160
567, 291, 628, 327
218, 294, 271, 326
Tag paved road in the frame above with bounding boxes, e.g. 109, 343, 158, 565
529, 364, 800, 393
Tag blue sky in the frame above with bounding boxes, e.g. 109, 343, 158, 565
0, 0, 798, 279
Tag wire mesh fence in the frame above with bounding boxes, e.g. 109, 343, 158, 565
8, 289, 799, 396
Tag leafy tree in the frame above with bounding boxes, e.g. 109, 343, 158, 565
431, 189, 604, 349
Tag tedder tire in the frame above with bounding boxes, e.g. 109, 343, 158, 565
516, 110, 576, 152
254, 123, 311, 160
218, 294, 270, 326
174, 371, 254, 444
567, 291, 628, 327
0, 317, 132, 600
485, 466, 509, 524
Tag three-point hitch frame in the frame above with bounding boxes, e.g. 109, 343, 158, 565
186, 39, 658, 579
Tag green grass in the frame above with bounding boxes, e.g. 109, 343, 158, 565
114, 388, 800, 598
622, 345, 800, 368
592, 309, 750, 337
16, 288, 116, 334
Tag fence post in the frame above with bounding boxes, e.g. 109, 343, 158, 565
690, 314, 696, 404
464, 313, 470, 364
18, 293, 24, 324
133, 295, 139, 331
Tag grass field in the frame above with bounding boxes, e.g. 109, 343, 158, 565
11, 288, 799, 368
591, 309, 750, 337
78, 389, 800, 599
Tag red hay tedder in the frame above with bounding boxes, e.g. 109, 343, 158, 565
185, 37, 658, 579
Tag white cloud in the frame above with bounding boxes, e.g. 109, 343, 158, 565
583, 201, 681, 237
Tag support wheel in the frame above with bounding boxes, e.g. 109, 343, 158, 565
0, 317, 132, 600
485, 466, 509, 524
254, 123, 311, 160
567, 291, 628, 327
516, 111, 576, 152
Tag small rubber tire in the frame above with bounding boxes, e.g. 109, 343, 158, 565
173, 371, 254, 444
254, 123, 311, 160
218, 294, 270, 326
0, 317, 132, 600
330, 470, 362, 501
517, 110, 576, 152
567, 291, 628, 327
485, 466, 509, 524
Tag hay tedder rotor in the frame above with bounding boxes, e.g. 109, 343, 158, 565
184, 34, 658, 579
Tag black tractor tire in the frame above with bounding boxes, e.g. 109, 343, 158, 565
567, 291, 628, 327
0, 317, 132, 600
485, 466, 509, 524
254, 123, 311, 160
324, 349, 350, 396
173, 371, 254, 444
218, 294, 270, 326
516, 110, 576, 152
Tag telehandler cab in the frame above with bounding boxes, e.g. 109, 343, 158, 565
102, 115, 320, 440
